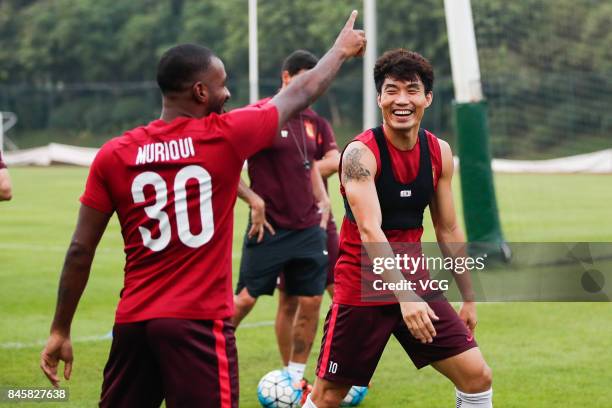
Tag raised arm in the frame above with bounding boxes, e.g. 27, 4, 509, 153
40, 204, 111, 387
342, 142, 439, 343
429, 140, 477, 332
270, 11, 365, 127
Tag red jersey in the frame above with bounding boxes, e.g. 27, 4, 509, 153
334, 127, 443, 306
80, 103, 278, 323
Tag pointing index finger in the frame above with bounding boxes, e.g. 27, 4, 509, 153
344, 10, 358, 30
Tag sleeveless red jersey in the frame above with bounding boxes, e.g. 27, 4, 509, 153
80, 103, 278, 323
333, 127, 443, 306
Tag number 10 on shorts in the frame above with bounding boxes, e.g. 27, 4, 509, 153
328, 361, 338, 374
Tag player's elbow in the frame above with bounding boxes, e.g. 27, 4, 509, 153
434, 223, 462, 242
316, 162, 335, 179
277, 85, 311, 124
66, 240, 95, 262
320, 167, 336, 179
358, 221, 383, 243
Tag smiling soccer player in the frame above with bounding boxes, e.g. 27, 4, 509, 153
306, 49, 493, 408
39, 11, 366, 408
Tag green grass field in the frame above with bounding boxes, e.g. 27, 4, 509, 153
1, 167, 612, 407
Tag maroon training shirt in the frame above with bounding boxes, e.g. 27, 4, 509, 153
248, 97, 337, 229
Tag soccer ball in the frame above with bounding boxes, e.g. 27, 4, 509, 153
257, 369, 302, 408
340, 385, 368, 406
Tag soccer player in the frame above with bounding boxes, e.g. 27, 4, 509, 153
273, 50, 342, 394
305, 49, 493, 408
39, 11, 366, 407
0, 150, 12, 201
232, 50, 340, 397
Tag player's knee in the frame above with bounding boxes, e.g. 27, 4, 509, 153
0, 186, 11, 201
242, 296, 257, 310
298, 295, 323, 313
462, 364, 492, 393
0, 176, 11, 201
481, 364, 493, 390
235, 289, 257, 310
279, 295, 299, 316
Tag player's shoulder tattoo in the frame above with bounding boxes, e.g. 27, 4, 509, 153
342, 144, 371, 184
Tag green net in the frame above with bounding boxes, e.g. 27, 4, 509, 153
472, 0, 612, 159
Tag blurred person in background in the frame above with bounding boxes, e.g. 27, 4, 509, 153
0, 150, 12, 201
232, 50, 340, 402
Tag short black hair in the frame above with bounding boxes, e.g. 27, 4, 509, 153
157, 44, 214, 94
374, 49, 434, 94
281, 50, 319, 77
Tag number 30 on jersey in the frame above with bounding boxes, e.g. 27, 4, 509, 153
131, 165, 214, 251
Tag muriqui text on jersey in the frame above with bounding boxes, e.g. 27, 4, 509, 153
135, 137, 196, 165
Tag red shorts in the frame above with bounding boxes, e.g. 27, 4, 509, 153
100, 318, 237, 408
315, 297, 478, 386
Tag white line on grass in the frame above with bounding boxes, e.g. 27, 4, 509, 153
0, 242, 119, 254
0, 320, 274, 350
1, 303, 510, 350
240, 320, 275, 328
0, 243, 242, 258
